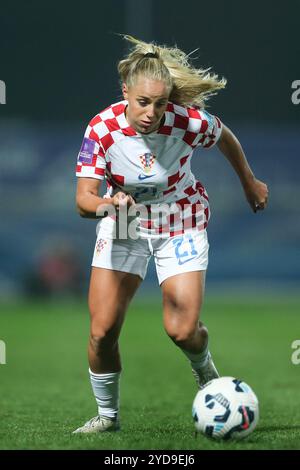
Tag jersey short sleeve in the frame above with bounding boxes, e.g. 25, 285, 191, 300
190, 108, 223, 149
164, 104, 223, 150
76, 119, 106, 180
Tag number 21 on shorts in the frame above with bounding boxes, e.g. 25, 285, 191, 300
172, 233, 198, 265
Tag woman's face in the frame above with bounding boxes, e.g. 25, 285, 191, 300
122, 75, 170, 134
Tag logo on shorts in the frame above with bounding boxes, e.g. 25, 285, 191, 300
139, 152, 156, 174
96, 239, 107, 255
177, 256, 197, 265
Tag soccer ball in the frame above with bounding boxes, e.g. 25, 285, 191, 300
192, 376, 259, 440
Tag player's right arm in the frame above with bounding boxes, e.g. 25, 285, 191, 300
76, 177, 109, 218
76, 178, 135, 218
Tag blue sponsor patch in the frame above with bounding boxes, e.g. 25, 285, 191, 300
78, 137, 96, 163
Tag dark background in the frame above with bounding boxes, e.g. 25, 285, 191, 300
1, 0, 299, 123
0, 0, 299, 298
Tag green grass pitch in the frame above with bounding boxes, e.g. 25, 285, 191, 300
0, 294, 300, 450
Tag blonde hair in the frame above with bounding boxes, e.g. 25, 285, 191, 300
118, 35, 227, 108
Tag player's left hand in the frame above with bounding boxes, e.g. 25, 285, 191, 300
243, 177, 269, 213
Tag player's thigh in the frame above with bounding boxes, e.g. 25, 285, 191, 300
161, 270, 206, 323
155, 228, 208, 318
89, 234, 150, 333
161, 270, 206, 338
88, 267, 142, 333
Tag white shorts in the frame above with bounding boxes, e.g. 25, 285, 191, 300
91, 229, 209, 285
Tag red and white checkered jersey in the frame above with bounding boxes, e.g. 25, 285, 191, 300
76, 100, 222, 238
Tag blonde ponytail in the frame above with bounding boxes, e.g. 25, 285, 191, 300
117, 35, 226, 108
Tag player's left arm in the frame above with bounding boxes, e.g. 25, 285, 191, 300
217, 124, 269, 213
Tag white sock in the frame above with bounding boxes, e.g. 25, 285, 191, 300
89, 369, 120, 419
181, 343, 209, 370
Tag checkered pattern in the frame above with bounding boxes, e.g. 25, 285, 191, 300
76, 102, 137, 179
95, 238, 108, 255
76, 100, 222, 237
158, 103, 222, 149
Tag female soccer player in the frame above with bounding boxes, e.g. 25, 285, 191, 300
73, 36, 268, 433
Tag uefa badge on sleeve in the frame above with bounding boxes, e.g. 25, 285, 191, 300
78, 137, 96, 164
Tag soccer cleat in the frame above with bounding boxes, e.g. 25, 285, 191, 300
72, 415, 120, 434
192, 352, 219, 389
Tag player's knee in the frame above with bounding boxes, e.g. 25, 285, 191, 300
165, 323, 196, 344
89, 324, 119, 352
165, 321, 208, 346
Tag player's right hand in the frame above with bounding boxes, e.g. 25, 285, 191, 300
112, 191, 135, 209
